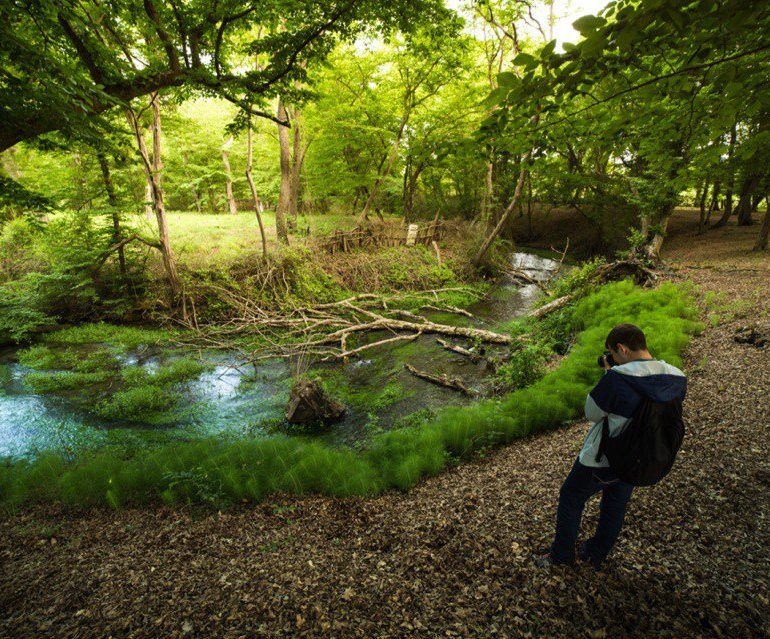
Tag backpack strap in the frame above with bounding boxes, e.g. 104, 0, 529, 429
594, 415, 610, 463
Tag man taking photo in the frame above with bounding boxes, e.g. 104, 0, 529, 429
536, 323, 687, 571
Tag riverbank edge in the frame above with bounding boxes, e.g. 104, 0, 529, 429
0, 279, 701, 510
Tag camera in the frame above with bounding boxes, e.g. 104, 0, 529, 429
597, 350, 616, 368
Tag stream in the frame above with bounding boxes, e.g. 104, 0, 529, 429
0, 252, 560, 459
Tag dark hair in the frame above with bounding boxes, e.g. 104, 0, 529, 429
605, 323, 647, 351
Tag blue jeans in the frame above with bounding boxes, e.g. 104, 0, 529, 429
550, 458, 634, 568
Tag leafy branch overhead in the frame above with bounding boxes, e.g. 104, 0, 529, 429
0, 0, 458, 151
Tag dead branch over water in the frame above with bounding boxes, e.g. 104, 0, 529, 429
168, 259, 657, 373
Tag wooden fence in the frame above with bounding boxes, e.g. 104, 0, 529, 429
318, 220, 445, 254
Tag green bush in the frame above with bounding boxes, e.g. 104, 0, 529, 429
495, 341, 552, 391
0, 280, 700, 509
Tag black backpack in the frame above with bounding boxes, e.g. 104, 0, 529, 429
596, 397, 685, 486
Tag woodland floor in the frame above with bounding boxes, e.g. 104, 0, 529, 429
1, 219, 769, 639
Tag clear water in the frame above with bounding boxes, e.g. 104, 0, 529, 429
0, 253, 560, 458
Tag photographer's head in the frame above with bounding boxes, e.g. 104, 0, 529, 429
604, 323, 652, 367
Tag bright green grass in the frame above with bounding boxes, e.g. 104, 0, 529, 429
0, 280, 701, 509
128, 211, 386, 268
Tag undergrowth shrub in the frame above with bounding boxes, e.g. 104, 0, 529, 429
0, 280, 700, 509
0, 211, 150, 343
494, 341, 552, 391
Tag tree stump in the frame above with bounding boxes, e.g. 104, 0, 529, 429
285, 378, 346, 425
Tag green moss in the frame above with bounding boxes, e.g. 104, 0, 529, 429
24, 370, 112, 393
122, 358, 207, 387
46, 323, 178, 349
70, 349, 119, 373
18, 339, 206, 423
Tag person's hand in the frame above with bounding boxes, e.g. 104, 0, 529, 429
602, 355, 611, 371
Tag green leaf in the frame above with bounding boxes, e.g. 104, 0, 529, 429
513, 52, 537, 68
616, 26, 638, 50
540, 40, 556, 58
496, 71, 518, 89
483, 86, 509, 107
580, 33, 608, 59
572, 15, 606, 35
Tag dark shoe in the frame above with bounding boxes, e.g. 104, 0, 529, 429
577, 541, 603, 571
534, 552, 574, 569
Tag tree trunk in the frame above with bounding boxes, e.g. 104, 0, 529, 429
481, 160, 494, 221
96, 152, 127, 279
697, 179, 709, 234
402, 153, 412, 220
643, 213, 670, 261
735, 173, 761, 226
289, 105, 303, 228
472, 151, 531, 267
275, 98, 291, 245
706, 181, 720, 225
222, 136, 238, 215
127, 94, 182, 301
712, 123, 738, 228
753, 197, 769, 251
246, 116, 268, 258
357, 108, 410, 226
404, 162, 425, 222
143, 180, 154, 220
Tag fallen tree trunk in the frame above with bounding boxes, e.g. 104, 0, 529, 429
527, 260, 658, 319
529, 295, 572, 318
422, 304, 476, 319
436, 338, 484, 363
317, 316, 512, 345
594, 260, 658, 285
505, 268, 551, 293
404, 363, 476, 396
322, 332, 422, 361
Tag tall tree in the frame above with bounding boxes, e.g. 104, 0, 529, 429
245, 115, 268, 258
356, 26, 467, 225
275, 98, 292, 245
222, 136, 238, 215
126, 94, 181, 299
96, 152, 127, 279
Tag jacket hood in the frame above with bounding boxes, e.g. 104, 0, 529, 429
612, 360, 687, 403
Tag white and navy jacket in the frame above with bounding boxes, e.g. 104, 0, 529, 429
580, 359, 687, 468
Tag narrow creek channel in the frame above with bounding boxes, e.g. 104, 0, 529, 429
0, 252, 560, 458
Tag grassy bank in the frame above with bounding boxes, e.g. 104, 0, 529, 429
0, 210, 492, 344
0, 279, 700, 509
